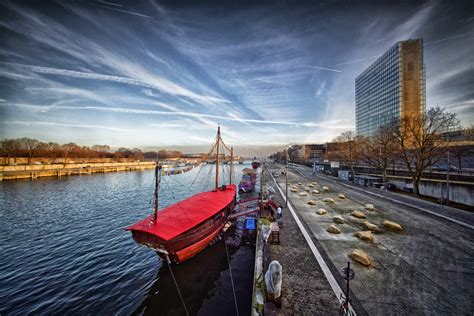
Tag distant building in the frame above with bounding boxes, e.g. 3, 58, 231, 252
303, 144, 326, 161
288, 145, 304, 161
355, 38, 426, 136
287, 144, 328, 162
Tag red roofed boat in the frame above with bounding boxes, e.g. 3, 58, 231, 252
127, 127, 236, 264
252, 160, 260, 169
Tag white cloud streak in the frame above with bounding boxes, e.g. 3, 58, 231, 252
3, 62, 229, 106
5, 102, 351, 129
93, 3, 155, 19
4, 120, 130, 132
333, 55, 382, 67
300, 65, 342, 73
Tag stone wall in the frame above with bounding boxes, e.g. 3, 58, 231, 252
0, 161, 156, 181
387, 177, 474, 206
0, 157, 142, 165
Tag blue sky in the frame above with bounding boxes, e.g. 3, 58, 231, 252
0, 0, 473, 152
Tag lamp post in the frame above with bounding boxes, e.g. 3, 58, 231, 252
286, 145, 291, 207
340, 261, 355, 315
446, 127, 450, 205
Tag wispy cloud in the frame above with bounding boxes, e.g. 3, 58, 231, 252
424, 34, 466, 46
188, 136, 213, 143
93, 3, 155, 19
5, 102, 354, 129
333, 55, 382, 67
300, 65, 342, 73
95, 1, 123, 7
4, 121, 130, 132
3, 62, 229, 107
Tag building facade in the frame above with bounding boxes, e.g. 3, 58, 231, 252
355, 39, 425, 136
303, 144, 326, 161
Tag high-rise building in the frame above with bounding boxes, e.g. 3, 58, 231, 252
355, 39, 425, 136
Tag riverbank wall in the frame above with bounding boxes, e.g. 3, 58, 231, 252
354, 173, 474, 207
0, 162, 156, 181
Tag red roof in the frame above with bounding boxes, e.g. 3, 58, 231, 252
127, 184, 236, 241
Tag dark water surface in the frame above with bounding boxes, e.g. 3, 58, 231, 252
0, 165, 255, 315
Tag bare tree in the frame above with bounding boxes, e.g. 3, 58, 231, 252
450, 145, 473, 169
0, 139, 21, 164
449, 126, 474, 169
17, 137, 41, 164
362, 125, 399, 182
131, 148, 144, 160
390, 107, 460, 196
331, 131, 364, 176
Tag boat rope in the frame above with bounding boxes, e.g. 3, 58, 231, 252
223, 231, 239, 316
219, 137, 232, 153
165, 255, 189, 316
190, 138, 218, 189
221, 145, 227, 185
161, 175, 195, 222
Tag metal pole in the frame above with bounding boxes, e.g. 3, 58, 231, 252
230, 147, 233, 185
286, 147, 289, 207
153, 165, 161, 224
216, 126, 220, 190
346, 261, 350, 312
446, 128, 450, 205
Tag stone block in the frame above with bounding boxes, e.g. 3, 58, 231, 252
350, 249, 371, 267
383, 220, 404, 231
365, 204, 375, 211
317, 208, 327, 215
355, 231, 374, 242
351, 211, 366, 218
327, 225, 340, 234
363, 221, 379, 231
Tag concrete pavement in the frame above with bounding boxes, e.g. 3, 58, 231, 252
270, 164, 474, 315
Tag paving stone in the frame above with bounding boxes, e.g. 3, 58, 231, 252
266, 180, 340, 315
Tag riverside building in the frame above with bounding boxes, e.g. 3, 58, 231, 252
355, 38, 426, 136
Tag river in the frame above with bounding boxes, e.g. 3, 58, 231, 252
0, 164, 256, 315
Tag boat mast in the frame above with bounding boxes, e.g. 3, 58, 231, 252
153, 164, 162, 224
230, 147, 233, 185
216, 126, 220, 190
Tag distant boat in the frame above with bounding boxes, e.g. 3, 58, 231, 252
127, 127, 236, 264
238, 168, 256, 193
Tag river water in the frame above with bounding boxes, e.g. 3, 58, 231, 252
0, 164, 256, 315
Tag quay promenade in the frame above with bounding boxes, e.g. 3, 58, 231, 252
269, 163, 473, 315
0, 161, 156, 181
264, 177, 342, 315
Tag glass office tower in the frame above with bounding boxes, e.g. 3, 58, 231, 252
355, 39, 425, 136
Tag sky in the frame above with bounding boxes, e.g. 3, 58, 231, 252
0, 0, 473, 154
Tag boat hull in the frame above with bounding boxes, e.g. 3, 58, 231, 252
252, 161, 260, 169
174, 222, 225, 263
130, 197, 235, 264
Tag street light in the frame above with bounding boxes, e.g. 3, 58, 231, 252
340, 261, 355, 315
446, 126, 451, 205
286, 145, 291, 207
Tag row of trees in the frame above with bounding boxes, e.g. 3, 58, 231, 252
330, 107, 473, 195
0, 138, 145, 163
144, 149, 183, 159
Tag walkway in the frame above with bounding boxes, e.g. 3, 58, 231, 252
265, 178, 341, 315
